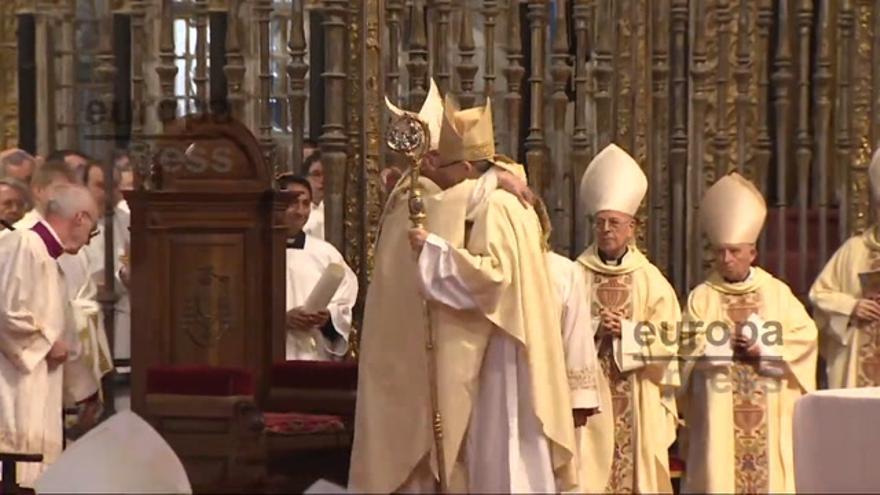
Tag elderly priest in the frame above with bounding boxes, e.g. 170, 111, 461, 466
679, 172, 818, 493
575, 143, 680, 494
0, 184, 99, 487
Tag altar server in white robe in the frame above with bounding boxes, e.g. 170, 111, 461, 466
534, 198, 603, 491
351, 90, 578, 493
0, 184, 99, 487
80, 161, 131, 367
278, 174, 358, 361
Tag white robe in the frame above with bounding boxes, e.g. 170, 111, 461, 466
11, 210, 111, 404
285, 233, 358, 360
303, 201, 325, 240
417, 234, 557, 493
83, 202, 130, 363
0, 223, 71, 487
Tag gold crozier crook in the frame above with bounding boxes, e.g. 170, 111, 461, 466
385, 113, 448, 493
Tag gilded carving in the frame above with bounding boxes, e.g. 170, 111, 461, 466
0, 2, 19, 148
850, 0, 874, 235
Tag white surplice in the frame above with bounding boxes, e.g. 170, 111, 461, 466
0, 222, 71, 487
303, 200, 325, 240
285, 233, 358, 360
83, 201, 130, 363
12, 210, 111, 404
417, 234, 557, 493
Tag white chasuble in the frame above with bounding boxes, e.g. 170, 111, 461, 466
0, 222, 72, 487
284, 232, 358, 360
576, 244, 681, 494
809, 226, 880, 389
680, 267, 817, 494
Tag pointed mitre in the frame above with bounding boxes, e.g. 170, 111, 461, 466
870, 146, 880, 200
35, 410, 192, 493
701, 171, 767, 245
579, 143, 647, 217
385, 78, 444, 149
436, 94, 495, 166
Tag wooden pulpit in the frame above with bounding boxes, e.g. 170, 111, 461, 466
126, 115, 288, 414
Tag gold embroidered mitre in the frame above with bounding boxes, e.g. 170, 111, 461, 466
436, 95, 496, 166
701, 171, 767, 245
385, 78, 444, 150
579, 143, 647, 217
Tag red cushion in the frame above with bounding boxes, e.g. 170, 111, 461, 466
263, 412, 346, 435
271, 360, 358, 390
146, 365, 254, 396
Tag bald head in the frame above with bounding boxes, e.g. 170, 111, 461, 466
44, 184, 99, 254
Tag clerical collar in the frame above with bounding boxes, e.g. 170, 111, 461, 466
31, 221, 64, 259
286, 231, 306, 250
723, 267, 754, 284
599, 247, 628, 266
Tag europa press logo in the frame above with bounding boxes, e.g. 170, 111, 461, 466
84, 97, 238, 175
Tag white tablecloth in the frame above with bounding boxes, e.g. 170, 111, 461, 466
794, 387, 880, 493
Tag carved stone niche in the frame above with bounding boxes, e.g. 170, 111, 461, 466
127, 115, 290, 414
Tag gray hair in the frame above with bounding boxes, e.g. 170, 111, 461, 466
0, 149, 35, 175
45, 183, 96, 219
0, 177, 32, 209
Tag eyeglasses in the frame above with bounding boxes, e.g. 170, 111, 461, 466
592, 217, 631, 231
81, 211, 101, 240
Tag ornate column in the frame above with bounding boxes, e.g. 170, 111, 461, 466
771, 0, 793, 278
386, 0, 404, 104
571, 0, 592, 252
669, 0, 688, 292
287, 0, 308, 173
95, 0, 118, 415
256, 0, 277, 172
794, 0, 813, 293
524, 0, 547, 196
456, 1, 477, 107
407, 0, 429, 109
194, 0, 209, 108
813, 0, 832, 264
225, 0, 246, 121
549, 0, 571, 252
431, 0, 453, 93
320, 0, 349, 248
503, 0, 525, 158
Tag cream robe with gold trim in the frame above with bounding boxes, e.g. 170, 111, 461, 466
576, 245, 680, 494
680, 267, 817, 493
809, 227, 880, 389
349, 176, 577, 493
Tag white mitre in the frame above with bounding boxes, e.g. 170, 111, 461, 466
579, 143, 647, 217
35, 410, 191, 494
701, 171, 767, 245
385, 78, 444, 150
870, 146, 880, 200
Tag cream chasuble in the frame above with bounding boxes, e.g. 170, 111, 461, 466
349, 177, 577, 493
284, 232, 358, 360
0, 222, 71, 487
680, 267, 817, 494
809, 227, 880, 389
576, 244, 680, 494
